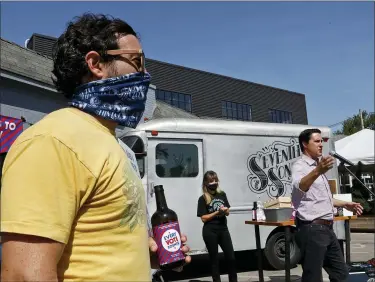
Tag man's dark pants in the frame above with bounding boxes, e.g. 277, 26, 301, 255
295, 219, 349, 282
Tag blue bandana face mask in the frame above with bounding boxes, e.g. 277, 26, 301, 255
69, 72, 151, 128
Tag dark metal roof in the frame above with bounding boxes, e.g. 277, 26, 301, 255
145, 58, 305, 98
145, 58, 308, 124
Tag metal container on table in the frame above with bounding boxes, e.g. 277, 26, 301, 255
264, 207, 293, 222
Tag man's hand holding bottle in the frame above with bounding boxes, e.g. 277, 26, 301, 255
149, 235, 191, 272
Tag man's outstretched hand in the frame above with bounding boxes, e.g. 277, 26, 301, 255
149, 234, 191, 272
344, 202, 364, 216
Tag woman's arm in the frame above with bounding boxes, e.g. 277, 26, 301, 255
222, 207, 230, 216
200, 211, 220, 223
197, 196, 217, 223
223, 192, 231, 216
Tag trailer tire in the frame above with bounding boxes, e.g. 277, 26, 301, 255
264, 230, 301, 270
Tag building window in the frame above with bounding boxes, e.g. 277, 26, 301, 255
221, 101, 252, 121
156, 89, 192, 113
155, 143, 199, 178
269, 109, 293, 124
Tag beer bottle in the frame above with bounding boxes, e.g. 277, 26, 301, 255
151, 185, 185, 270
252, 201, 258, 221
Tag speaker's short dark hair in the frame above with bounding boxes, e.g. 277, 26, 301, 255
298, 128, 322, 152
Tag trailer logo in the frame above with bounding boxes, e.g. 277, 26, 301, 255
247, 138, 301, 198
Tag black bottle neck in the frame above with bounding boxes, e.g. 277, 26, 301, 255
155, 185, 168, 211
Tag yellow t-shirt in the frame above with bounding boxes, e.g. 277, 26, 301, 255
1, 107, 151, 281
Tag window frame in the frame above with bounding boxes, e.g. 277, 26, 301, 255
120, 136, 146, 179
155, 143, 199, 178
269, 108, 293, 124
221, 100, 252, 121
155, 89, 193, 113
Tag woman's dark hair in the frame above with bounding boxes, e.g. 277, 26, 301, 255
298, 128, 322, 152
52, 13, 137, 98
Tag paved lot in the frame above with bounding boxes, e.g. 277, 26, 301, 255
165, 233, 374, 282
350, 233, 375, 262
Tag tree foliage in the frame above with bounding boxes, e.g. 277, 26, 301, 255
334, 110, 375, 135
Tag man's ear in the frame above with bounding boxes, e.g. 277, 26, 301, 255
85, 51, 105, 80
302, 141, 308, 151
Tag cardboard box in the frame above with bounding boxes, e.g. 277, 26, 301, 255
263, 197, 291, 209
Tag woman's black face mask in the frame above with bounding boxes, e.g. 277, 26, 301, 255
207, 183, 218, 191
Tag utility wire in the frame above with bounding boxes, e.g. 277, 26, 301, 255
328, 111, 374, 128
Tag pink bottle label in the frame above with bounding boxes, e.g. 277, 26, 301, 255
152, 221, 185, 266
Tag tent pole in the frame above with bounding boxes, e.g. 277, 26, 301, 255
359, 109, 364, 130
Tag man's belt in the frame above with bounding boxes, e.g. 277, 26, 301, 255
311, 219, 333, 226
296, 217, 333, 227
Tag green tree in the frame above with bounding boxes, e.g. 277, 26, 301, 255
334, 110, 375, 135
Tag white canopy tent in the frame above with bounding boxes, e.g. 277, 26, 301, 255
334, 129, 374, 166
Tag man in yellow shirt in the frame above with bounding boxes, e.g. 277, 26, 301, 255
1, 13, 190, 281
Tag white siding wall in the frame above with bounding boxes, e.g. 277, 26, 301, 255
0, 78, 66, 130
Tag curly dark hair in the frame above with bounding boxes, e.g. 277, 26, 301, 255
52, 13, 137, 98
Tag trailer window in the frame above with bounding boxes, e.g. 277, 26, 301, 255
156, 143, 199, 178
120, 136, 145, 179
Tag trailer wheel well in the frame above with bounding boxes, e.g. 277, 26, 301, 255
264, 225, 301, 270
266, 226, 297, 241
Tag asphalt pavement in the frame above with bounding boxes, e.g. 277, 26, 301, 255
164, 233, 374, 282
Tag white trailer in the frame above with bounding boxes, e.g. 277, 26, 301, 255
119, 118, 346, 270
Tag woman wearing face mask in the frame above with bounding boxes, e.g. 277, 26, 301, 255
196, 170, 237, 282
